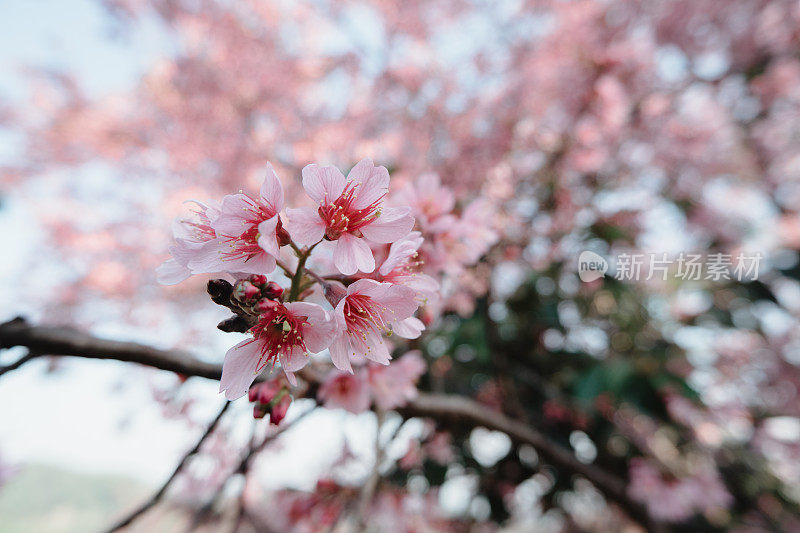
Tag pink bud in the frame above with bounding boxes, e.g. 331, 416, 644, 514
253, 404, 268, 419
263, 281, 284, 300
249, 274, 268, 286
233, 280, 261, 302
270, 394, 291, 425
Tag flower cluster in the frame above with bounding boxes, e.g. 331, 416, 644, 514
159, 159, 434, 401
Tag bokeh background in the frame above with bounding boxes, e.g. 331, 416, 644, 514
1, 0, 800, 531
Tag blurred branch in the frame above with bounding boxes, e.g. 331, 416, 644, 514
0, 349, 37, 377
0, 317, 663, 530
188, 406, 313, 532
105, 401, 231, 533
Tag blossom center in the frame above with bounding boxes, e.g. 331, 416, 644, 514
343, 294, 390, 339
221, 195, 278, 262
251, 304, 308, 371
318, 182, 383, 240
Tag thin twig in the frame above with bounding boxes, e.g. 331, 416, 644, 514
0, 350, 37, 377
104, 401, 231, 532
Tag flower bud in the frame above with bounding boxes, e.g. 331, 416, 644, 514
249, 274, 268, 286
277, 226, 292, 247
233, 280, 261, 302
269, 394, 291, 425
263, 281, 284, 300
253, 403, 268, 419
324, 281, 347, 307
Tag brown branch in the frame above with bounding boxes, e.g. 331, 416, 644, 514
105, 401, 231, 532
0, 317, 662, 530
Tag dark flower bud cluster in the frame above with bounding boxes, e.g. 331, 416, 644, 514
231, 275, 285, 316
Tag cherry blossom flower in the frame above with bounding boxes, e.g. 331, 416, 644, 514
219, 301, 336, 399
395, 173, 454, 229
287, 159, 414, 275
318, 369, 371, 413
368, 351, 427, 410
156, 200, 220, 285
377, 231, 439, 305
191, 163, 288, 276
329, 279, 419, 372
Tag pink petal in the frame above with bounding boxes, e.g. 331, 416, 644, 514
400, 274, 440, 302
351, 329, 391, 365
329, 335, 354, 373
374, 284, 419, 323
361, 207, 415, 244
156, 258, 191, 285
392, 317, 425, 339
285, 301, 337, 353
212, 194, 254, 235
279, 345, 310, 374
260, 162, 285, 212
302, 164, 347, 204
286, 207, 326, 246
185, 239, 227, 273
379, 231, 423, 276
257, 216, 280, 257
346, 278, 389, 298
220, 339, 262, 400
347, 159, 390, 210
334, 233, 375, 275
215, 250, 276, 276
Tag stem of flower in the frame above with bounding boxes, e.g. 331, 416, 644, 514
286, 239, 324, 302
288, 250, 309, 302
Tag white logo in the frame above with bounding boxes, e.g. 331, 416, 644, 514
578, 251, 608, 282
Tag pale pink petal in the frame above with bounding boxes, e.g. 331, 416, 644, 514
212, 194, 253, 235
352, 330, 391, 365
404, 274, 440, 296
279, 345, 310, 374
379, 231, 422, 276
361, 207, 415, 244
285, 301, 337, 353
347, 159, 390, 210
374, 284, 419, 323
220, 339, 262, 400
347, 278, 389, 298
329, 335, 354, 373
156, 259, 191, 285
257, 216, 280, 257
302, 164, 347, 204
334, 233, 375, 275
211, 250, 276, 275
185, 239, 227, 273
260, 162, 285, 212
392, 317, 425, 339
286, 207, 326, 245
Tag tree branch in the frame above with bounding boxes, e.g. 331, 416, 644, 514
0, 317, 661, 530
